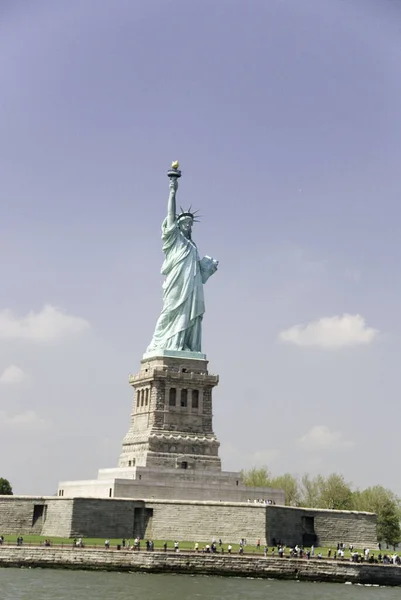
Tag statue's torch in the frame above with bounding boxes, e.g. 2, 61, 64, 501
167, 160, 182, 180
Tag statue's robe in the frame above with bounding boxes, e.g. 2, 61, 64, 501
147, 218, 205, 352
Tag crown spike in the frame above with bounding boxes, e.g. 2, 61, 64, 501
176, 205, 202, 222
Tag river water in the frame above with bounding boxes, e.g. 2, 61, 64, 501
0, 569, 400, 600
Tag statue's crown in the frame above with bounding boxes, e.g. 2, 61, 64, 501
177, 206, 200, 223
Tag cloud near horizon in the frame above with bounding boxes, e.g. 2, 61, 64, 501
0, 365, 27, 384
278, 314, 378, 348
298, 425, 354, 450
0, 305, 90, 342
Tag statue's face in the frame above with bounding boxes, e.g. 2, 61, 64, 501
178, 217, 193, 238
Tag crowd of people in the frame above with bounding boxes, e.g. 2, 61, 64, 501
116, 536, 400, 565
1, 533, 399, 565
266, 541, 401, 565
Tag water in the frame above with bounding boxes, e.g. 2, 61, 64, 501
0, 569, 400, 600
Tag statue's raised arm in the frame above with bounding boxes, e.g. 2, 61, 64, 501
166, 159, 181, 228
166, 177, 178, 229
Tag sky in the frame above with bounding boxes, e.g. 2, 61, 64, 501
1, 0, 401, 497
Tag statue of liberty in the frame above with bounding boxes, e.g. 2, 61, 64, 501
147, 161, 218, 354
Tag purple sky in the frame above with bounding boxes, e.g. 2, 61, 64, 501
1, 0, 401, 496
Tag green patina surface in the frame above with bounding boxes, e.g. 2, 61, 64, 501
147, 166, 218, 355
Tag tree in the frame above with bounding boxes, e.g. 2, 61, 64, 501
241, 469, 300, 505
241, 467, 401, 546
378, 500, 401, 547
241, 466, 272, 487
270, 473, 300, 506
0, 478, 13, 495
352, 485, 401, 546
319, 473, 353, 510
299, 474, 324, 508
298, 473, 353, 510
352, 485, 400, 514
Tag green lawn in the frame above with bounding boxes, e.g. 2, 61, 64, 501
0, 535, 375, 557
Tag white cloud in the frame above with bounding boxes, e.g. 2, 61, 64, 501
0, 365, 27, 384
278, 314, 378, 348
0, 305, 89, 342
298, 425, 354, 450
0, 410, 51, 432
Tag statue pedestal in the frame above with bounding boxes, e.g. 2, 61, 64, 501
57, 353, 285, 504
119, 354, 220, 471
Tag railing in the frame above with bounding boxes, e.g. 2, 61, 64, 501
129, 370, 218, 384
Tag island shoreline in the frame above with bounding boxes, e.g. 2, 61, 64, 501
0, 547, 400, 586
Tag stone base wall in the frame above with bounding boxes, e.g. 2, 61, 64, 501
52, 498, 267, 542
0, 497, 47, 535
265, 505, 377, 548
0, 496, 377, 549
144, 500, 267, 543
41, 499, 74, 538
70, 498, 138, 538
314, 510, 377, 547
